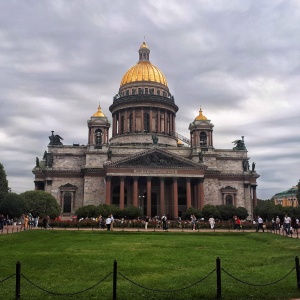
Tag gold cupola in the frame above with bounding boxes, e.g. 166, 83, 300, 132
93, 105, 106, 117
120, 42, 168, 87
195, 107, 208, 121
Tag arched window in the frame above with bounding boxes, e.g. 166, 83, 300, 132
63, 192, 72, 213
144, 112, 150, 132
95, 129, 102, 145
200, 132, 207, 146
225, 195, 233, 205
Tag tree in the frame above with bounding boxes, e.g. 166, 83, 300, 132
182, 207, 202, 220
76, 205, 98, 219
20, 190, 60, 219
236, 207, 249, 220
0, 163, 9, 196
122, 206, 143, 219
0, 192, 29, 219
202, 204, 220, 220
217, 205, 238, 220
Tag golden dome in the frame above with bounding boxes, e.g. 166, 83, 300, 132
120, 62, 168, 87
93, 105, 106, 117
140, 41, 149, 49
120, 42, 168, 87
195, 108, 207, 121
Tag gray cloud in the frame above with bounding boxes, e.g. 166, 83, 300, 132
1, 0, 299, 199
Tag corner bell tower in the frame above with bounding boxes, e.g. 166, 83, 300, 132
189, 108, 214, 152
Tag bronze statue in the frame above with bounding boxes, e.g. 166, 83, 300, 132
152, 134, 158, 145
232, 136, 247, 150
198, 151, 204, 163
252, 162, 256, 172
107, 149, 112, 160
35, 157, 40, 167
49, 131, 63, 145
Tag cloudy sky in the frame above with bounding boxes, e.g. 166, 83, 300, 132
1, 0, 299, 199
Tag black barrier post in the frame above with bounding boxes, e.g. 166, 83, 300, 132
295, 256, 300, 290
16, 262, 21, 300
216, 257, 221, 299
113, 260, 117, 300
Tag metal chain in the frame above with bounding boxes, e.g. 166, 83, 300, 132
118, 269, 216, 292
21, 272, 112, 296
221, 267, 295, 286
0, 274, 15, 283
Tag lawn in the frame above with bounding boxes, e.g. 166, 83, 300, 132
1, 230, 300, 300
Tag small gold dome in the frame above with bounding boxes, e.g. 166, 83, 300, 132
177, 139, 184, 145
140, 41, 149, 49
93, 105, 106, 117
195, 108, 207, 121
120, 62, 168, 87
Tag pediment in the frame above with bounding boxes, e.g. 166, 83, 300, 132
221, 186, 237, 192
106, 148, 205, 169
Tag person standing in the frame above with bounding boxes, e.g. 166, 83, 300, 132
256, 216, 264, 232
110, 214, 114, 230
283, 214, 291, 236
161, 214, 167, 230
208, 216, 215, 229
106, 215, 112, 231
24, 215, 29, 230
98, 215, 103, 229
145, 216, 149, 230
275, 216, 281, 232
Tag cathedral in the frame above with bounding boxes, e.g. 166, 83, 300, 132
33, 42, 259, 219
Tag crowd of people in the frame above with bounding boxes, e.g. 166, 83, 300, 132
256, 214, 299, 236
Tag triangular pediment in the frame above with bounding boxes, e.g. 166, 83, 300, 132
106, 148, 206, 169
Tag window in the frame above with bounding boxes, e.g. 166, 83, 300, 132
200, 132, 207, 146
126, 90, 129, 96
63, 192, 72, 213
144, 112, 150, 132
95, 129, 102, 145
225, 195, 233, 205
145, 88, 148, 94
157, 89, 160, 95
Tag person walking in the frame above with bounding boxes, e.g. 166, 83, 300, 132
110, 214, 114, 230
145, 216, 149, 230
208, 216, 215, 229
275, 216, 281, 232
161, 214, 167, 230
106, 215, 112, 231
283, 214, 291, 236
256, 216, 264, 232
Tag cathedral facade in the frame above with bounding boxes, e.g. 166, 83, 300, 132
33, 42, 259, 219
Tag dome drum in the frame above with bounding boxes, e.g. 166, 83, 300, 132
109, 94, 178, 113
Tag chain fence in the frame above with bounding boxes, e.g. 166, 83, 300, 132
1, 257, 300, 300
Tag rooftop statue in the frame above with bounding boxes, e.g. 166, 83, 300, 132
232, 136, 247, 151
49, 131, 63, 146
152, 134, 158, 145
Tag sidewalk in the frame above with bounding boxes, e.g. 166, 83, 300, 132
1, 225, 300, 238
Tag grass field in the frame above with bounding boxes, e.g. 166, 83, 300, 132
1, 230, 300, 300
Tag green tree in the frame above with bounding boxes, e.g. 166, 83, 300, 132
0, 163, 9, 196
202, 204, 220, 220
182, 207, 202, 220
20, 190, 60, 219
236, 207, 249, 220
217, 205, 238, 220
122, 206, 143, 219
0, 192, 29, 219
76, 205, 98, 219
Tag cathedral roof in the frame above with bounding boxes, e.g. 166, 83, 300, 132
120, 42, 168, 87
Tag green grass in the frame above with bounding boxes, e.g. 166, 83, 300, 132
1, 230, 300, 300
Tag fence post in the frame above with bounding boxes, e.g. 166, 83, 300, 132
113, 260, 117, 300
16, 261, 21, 300
295, 256, 300, 290
216, 257, 221, 299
